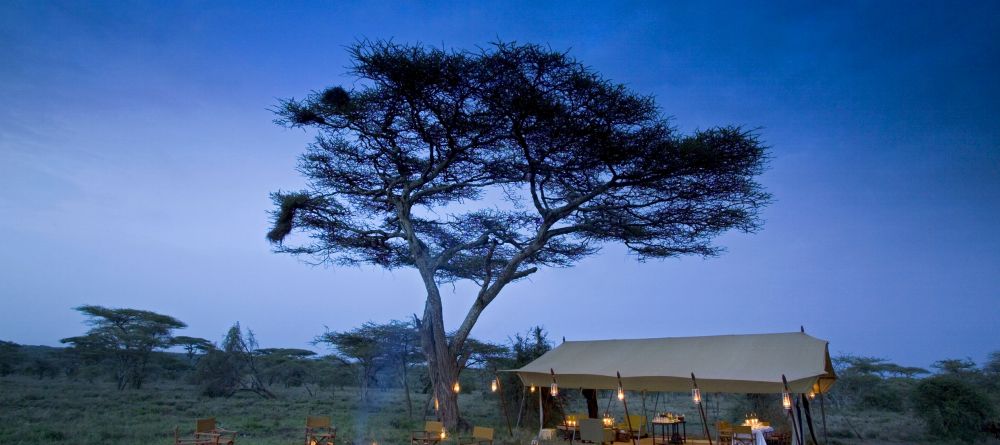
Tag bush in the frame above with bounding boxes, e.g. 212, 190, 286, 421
912, 376, 994, 442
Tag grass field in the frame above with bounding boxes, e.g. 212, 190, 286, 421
0, 375, 950, 445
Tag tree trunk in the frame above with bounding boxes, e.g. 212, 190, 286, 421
420, 320, 461, 429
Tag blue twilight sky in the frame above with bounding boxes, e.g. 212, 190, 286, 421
1, 1, 998, 368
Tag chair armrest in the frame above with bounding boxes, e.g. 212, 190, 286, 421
194, 432, 221, 437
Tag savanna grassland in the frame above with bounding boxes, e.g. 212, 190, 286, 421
1, 374, 940, 445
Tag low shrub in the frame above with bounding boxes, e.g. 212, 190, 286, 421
912, 376, 994, 443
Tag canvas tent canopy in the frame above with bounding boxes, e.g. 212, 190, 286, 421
510, 332, 836, 394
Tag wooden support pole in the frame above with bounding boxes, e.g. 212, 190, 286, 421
782, 375, 803, 445
617, 371, 638, 445
551, 368, 572, 445
819, 382, 829, 445
691, 373, 714, 445
494, 373, 513, 437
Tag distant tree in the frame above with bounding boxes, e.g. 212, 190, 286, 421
267, 40, 770, 428
457, 338, 509, 374
374, 320, 422, 417
314, 322, 386, 402
507, 327, 555, 428
60, 305, 186, 390
985, 351, 1000, 376
26, 357, 59, 380
257, 348, 317, 389
0, 340, 24, 376
932, 358, 979, 376
172, 336, 215, 364
913, 376, 994, 442
882, 363, 929, 379
194, 323, 275, 398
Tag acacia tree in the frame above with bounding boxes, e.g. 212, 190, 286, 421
60, 305, 186, 389
172, 335, 215, 364
268, 41, 769, 427
314, 322, 386, 402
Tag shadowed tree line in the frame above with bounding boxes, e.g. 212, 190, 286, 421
823, 353, 1000, 442
3, 306, 999, 441
1, 305, 552, 424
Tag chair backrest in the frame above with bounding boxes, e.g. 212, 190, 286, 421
579, 419, 604, 443
196, 418, 216, 433
424, 421, 444, 434
472, 426, 494, 440
307, 416, 331, 429
626, 415, 646, 431
734, 425, 754, 434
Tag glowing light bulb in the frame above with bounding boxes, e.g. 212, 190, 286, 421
453, 381, 461, 393
808, 391, 816, 400
530, 385, 536, 393
440, 428, 447, 440
491, 378, 498, 392
434, 396, 439, 411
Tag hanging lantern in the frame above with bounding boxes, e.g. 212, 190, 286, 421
691, 388, 702, 405
617, 385, 625, 401
530, 384, 536, 393
453, 381, 461, 393
549, 381, 559, 397
782, 391, 792, 410
434, 396, 439, 411
491, 378, 498, 392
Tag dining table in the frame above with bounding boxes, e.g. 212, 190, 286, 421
736, 423, 773, 445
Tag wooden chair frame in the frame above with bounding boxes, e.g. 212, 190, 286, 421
305, 416, 336, 445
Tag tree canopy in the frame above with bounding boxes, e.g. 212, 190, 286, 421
60, 305, 186, 390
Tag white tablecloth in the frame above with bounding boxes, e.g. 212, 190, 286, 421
734, 425, 773, 445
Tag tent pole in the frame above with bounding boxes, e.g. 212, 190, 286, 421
550, 369, 572, 445
538, 386, 543, 438
691, 373, 714, 445
782, 375, 803, 445
617, 372, 638, 445
819, 380, 829, 445
802, 394, 819, 445
641, 389, 648, 434
494, 373, 513, 437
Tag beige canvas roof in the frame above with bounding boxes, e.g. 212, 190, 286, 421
509, 332, 835, 394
